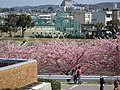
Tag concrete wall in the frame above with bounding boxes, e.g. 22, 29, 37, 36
0, 60, 37, 89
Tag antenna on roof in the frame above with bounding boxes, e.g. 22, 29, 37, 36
114, 3, 117, 9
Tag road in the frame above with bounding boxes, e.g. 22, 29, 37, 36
61, 84, 114, 90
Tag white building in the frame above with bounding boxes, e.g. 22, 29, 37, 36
39, 13, 56, 23
73, 10, 92, 24
31, 13, 56, 25
92, 11, 112, 26
0, 13, 8, 18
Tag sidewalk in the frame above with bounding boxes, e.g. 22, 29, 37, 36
61, 84, 114, 90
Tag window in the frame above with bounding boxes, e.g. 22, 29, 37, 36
36, 32, 38, 34
45, 32, 47, 35
106, 14, 111, 18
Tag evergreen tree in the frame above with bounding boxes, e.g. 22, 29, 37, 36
16, 14, 34, 37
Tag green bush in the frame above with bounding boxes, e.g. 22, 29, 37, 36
1, 88, 19, 90
38, 78, 61, 90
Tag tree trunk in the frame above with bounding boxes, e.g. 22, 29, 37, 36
112, 29, 116, 39
9, 30, 12, 37
21, 28, 25, 37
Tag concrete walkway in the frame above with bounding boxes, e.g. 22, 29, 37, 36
61, 84, 114, 90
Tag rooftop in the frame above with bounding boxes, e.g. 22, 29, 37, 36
0, 58, 36, 71
0, 59, 26, 67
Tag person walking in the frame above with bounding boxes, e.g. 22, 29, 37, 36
100, 76, 105, 90
72, 67, 78, 83
114, 79, 119, 90
77, 66, 82, 84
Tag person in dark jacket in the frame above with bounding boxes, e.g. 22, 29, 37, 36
72, 67, 78, 83
100, 76, 105, 90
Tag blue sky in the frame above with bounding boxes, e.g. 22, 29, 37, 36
0, 0, 120, 8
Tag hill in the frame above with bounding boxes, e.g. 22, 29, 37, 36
0, 2, 120, 12
12, 2, 120, 10
89, 2, 120, 10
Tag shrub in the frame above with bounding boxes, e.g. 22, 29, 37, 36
38, 78, 61, 90
0, 88, 20, 90
1, 88, 19, 90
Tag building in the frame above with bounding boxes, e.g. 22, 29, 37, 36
0, 13, 8, 18
61, 0, 73, 7
0, 58, 37, 89
61, 0, 73, 12
74, 10, 92, 24
25, 29, 64, 38
92, 11, 112, 26
112, 9, 120, 21
32, 13, 56, 25
55, 13, 81, 37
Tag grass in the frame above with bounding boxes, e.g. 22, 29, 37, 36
0, 37, 54, 41
0, 37, 94, 42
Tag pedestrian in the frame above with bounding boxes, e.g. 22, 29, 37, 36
66, 71, 71, 83
77, 66, 82, 84
100, 76, 105, 90
114, 79, 119, 90
72, 67, 78, 83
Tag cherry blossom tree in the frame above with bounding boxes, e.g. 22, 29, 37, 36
0, 39, 120, 75
0, 40, 88, 74
36, 40, 87, 74
83, 39, 120, 75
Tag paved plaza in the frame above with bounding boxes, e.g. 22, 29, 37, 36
61, 84, 114, 90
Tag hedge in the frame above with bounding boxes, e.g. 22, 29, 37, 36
38, 78, 61, 90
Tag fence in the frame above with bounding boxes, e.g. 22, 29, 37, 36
38, 75, 120, 81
